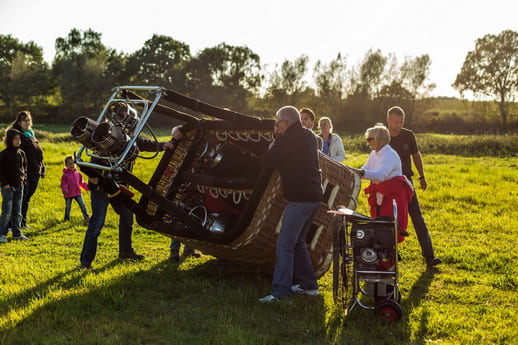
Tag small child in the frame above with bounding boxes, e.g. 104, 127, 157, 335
0, 129, 29, 243
60, 155, 90, 222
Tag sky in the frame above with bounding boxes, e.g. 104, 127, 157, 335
0, 0, 516, 98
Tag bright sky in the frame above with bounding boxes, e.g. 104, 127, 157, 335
1, 0, 516, 97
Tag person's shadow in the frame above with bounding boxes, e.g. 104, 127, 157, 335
402, 268, 439, 344
326, 267, 439, 344
1, 258, 327, 344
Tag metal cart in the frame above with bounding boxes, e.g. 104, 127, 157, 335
329, 199, 402, 322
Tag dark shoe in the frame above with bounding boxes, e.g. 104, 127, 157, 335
119, 251, 145, 261
80, 264, 93, 270
182, 248, 201, 259
169, 248, 180, 262
426, 257, 443, 268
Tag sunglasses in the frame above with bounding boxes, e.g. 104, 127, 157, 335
366, 137, 375, 141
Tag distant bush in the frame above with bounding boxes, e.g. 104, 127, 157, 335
339, 132, 517, 157
1, 126, 515, 157
416, 133, 518, 156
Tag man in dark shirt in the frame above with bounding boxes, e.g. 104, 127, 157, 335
259, 106, 324, 302
387, 106, 442, 268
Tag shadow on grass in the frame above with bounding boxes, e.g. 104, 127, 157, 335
1, 259, 328, 345
25, 218, 86, 238
325, 268, 440, 344
402, 268, 439, 344
0, 260, 122, 318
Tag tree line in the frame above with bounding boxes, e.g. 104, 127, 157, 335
0, 29, 516, 132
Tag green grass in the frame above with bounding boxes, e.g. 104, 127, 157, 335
0, 134, 517, 344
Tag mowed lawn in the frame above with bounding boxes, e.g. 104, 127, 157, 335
0, 135, 517, 345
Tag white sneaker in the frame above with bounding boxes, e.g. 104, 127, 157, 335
12, 234, 30, 241
291, 284, 320, 296
258, 295, 281, 303
0, 235, 7, 243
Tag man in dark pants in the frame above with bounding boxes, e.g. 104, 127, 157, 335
80, 103, 175, 269
386, 106, 442, 268
259, 106, 324, 302
80, 137, 175, 269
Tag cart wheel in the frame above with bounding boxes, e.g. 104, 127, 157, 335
374, 300, 402, 322
332, 216, 344, 302
332, 216, 354, 309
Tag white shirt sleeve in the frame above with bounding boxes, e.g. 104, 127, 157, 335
363, 146, 402, 182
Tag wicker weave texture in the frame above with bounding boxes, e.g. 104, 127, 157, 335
156, 151, 360, 278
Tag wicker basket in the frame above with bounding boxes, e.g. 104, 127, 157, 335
142, 129, 360, 277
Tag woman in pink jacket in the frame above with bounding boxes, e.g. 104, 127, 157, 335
61, 156, 90, 222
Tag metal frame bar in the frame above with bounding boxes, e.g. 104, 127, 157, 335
75, 86, 165, 172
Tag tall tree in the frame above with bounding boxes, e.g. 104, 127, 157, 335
126, 34, 190, 90
265, 55, 309, 108
399, 54, 434, 125
359, 49, 387, 98
53, 28, 121, 116
0, 35, 53, 116
453, 30, 518, 128
185, 43, 262, 111
313, 53, 347, 118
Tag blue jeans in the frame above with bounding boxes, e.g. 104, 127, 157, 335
80, 189, 134, 265
272, 201, 321, 297
64, 195, 89, 220
0, 186, 24, 237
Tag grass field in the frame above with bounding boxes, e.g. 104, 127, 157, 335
0, 131, 517, 344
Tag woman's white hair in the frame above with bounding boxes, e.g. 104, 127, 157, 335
365, 124, 391, 147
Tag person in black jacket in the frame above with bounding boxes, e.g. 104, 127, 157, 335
10, 111, 45, 229
259, 106, 324, 303
79, 104, 175, 269
0, 129, 29, 243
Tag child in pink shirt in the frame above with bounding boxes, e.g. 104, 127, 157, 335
60, 156, 90, 222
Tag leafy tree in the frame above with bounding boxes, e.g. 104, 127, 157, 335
185, 43, 262, 112
313, 53, 347, 118
399, 54, 434, 125
53, 28, 123, 116
126, 34, 190, 90
453, 30, 518, 128
0, 35, 53, 116
358, 49, 387, 98
265, 55, 309, 109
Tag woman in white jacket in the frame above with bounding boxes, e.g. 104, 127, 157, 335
318, 117, 345, 162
